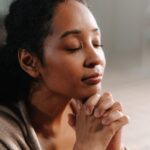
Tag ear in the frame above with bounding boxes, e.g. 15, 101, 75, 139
18, 49, 40, 78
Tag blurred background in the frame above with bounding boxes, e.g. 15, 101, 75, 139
89, 0, 150, 149
0, 0, 150, 149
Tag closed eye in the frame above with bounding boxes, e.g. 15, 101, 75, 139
94, 44, 104, 48
65, 45, 83, 52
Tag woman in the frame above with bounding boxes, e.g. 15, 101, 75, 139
0, 0, 129, 149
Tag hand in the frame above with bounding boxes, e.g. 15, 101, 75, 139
69, 93, 129, 150
92, 93, 125, 150
106, 129, 123, 150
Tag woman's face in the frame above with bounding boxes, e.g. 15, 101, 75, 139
38, 0, 106, 100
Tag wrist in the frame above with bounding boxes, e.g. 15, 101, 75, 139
73, 142, 87, 150
73, 142, 104, 150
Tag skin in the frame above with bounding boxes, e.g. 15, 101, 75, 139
18, 1, 129, 150
71, 93, 127, 150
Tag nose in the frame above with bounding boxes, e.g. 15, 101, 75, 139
83, 47, 105, 68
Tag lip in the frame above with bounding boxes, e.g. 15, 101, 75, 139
82, 73, 103, 85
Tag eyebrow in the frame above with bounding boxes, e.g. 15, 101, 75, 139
60, 28, 100, 39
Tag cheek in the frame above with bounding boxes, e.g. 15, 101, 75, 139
49, 54, 83, 84
61, 58, 83, 82
47, 56, 83, 97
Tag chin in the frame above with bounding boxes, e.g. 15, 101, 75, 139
76, 85, 102, 102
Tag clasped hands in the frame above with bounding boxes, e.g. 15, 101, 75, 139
69, 92, 129, 150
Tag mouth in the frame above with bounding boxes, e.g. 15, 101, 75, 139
81, 73, 103, 85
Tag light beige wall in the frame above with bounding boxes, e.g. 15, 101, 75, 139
89, 0, 150, 74
88, 0, 116, 67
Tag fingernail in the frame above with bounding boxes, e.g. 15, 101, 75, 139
103, 100, 113, 109
94, 109, 104, 118
85, 106, 93, 115
94, 109, 100, 117
102, 119, 109, 125
77, 100, 82, 110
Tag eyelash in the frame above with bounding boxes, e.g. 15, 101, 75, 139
66, 45, 83, 52
94, 44, 104, 48
65, 44, 104, 52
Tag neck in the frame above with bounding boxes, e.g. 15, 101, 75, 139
26, 84, 71, 138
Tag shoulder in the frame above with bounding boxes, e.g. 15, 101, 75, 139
0, 104, 30, 150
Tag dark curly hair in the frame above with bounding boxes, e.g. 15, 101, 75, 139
0, 0, 87, 105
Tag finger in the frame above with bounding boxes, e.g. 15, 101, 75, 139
69, 99, 77, 114
103, 115, 130, 136
94, 92, 115, 118
102, 110, 124, 125
70, 99, 82, 114
84, 94, 101, 115
106, 129, 122, 150
102, 101, 123, 118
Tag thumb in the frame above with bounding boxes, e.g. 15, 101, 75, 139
103, 115, 129, 139
68, 99, 82, 129
69, 98, 82, 115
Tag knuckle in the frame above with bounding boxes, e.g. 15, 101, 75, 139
106, 115, 129, 133
103, 92, 112, 97
114, 101, 122, 107
99, 102, 106, 110
86, 94, 100, 106
113, 101, 123, 111
99, 98, 114, 110
118, 115, 130, 126
122, 115, 130, 124
111, 110, 123, 118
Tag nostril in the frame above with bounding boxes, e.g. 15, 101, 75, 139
84, 62, 96, 68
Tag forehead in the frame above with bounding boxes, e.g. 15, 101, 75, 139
51, 0, 99, 35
